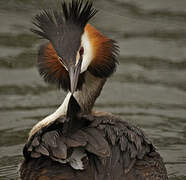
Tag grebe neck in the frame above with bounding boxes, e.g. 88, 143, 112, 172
29, 72, 106, 138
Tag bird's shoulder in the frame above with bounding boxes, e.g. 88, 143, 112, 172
90, 111, 155, 159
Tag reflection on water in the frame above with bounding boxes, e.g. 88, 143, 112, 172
0, 0, 186, 179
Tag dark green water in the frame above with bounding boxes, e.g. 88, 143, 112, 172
0, 0, 186, 179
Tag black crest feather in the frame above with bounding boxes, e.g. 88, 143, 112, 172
31, 0, 98, 41
31, 0, 97, 91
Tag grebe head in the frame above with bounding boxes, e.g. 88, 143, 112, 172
32, 0, 119, 94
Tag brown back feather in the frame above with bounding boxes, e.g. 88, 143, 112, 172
21, 112, 163, 180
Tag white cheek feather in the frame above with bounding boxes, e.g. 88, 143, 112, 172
68, 148, 87, 170
81, 32, 92, 73
48, 148, 87, 170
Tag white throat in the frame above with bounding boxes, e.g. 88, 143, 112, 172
29, 92, 71, 138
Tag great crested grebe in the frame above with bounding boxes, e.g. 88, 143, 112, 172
20, 0, 168, 179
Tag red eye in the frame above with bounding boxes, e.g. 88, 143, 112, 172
79, 47, 84, 56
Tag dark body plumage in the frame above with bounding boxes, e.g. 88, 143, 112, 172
20, 96, 167, 180
20, 0, 168, 179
